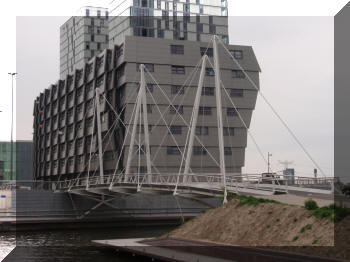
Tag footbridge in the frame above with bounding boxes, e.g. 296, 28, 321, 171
51, 35, 335, 204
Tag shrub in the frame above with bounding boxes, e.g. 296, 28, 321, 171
180, 217, 185, 225
293, 218, 298, 223
312, 240, 318, 245
305, 224, 312, 230
276, 218, 280, 222
300, 227, 305, 233
292, 236, 299, 241
342, 184, 350, 197
304, 198, 319, 210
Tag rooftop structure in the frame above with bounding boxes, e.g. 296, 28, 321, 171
108, 0, 229, 46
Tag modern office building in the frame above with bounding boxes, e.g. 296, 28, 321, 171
60, 6, 109, 79
33, 35, 260, 181
108, 0, 229, 46
0, 141, 33, 180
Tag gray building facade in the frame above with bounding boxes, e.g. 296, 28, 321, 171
60, 8, 109, 79
33, 36, 260, 181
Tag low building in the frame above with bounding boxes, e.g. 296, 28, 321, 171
0, 141, 33, 180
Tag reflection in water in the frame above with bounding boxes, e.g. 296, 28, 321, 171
1, 225, 174, 261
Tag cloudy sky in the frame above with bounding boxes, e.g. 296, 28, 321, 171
1, 0, 346, 177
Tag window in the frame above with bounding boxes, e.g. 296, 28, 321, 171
232, 70, 245, 79
76, 155, 83, 164
202, 87, 214, 96
169, 105, 183, 115
197, 23, 203, 32
196, 0, 200, 4
67, 108, 73, 117
199, 5, 204, 14
230, 50, 243, 60
146, 84, 153, 93
137, 83, 153, 93
209, 25, 216, 34
183, 3, 190, 12
86, 9, 90, 16
170, 125, 182, 135
224, 147, 232, 155
158, 29, 164, 38
167, 146, 181, 155
141, 104, 152, 113
139, 166, 148, 173
135, 145, 149, 155
86, 117, 94, 127
171, 65, 185, 74
199, 106, 212, 115
223, 127, 235, 136
171, 85, 185, 95
76, 120, 83, 130
205, 68, 215, 76
97, 10, 101, 17
77, 138, 84, 149
200, 47, 213, 57
91, 34, 95, 42
137, 124, 153, 134
227, 108, 238, 116
157, 0, 161, 9
104, 151, 115, 161
77, 87, 83, 97
230, 89, 244, 97
196, 126, 209, 136
170, 45, 184, 55
193, 146, 207, 155
137, 63, 154, 72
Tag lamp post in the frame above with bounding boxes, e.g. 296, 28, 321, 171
8, 73, 17, 181
267, 152, 272, 174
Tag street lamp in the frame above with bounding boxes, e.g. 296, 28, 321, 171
267, 152, 272, 174
8, 73, 17, 181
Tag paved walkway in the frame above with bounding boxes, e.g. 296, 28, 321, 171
258, 193, 334, 207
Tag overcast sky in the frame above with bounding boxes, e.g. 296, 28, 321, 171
0, 0, 343, 177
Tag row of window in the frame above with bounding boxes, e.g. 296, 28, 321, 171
168, 125, 235, 136
136, 63, 246, 78
166, 146, 233, 156
45, 143, 235, 170
171, 45, 243, 60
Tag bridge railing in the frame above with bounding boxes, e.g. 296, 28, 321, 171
53, 173, 337, 193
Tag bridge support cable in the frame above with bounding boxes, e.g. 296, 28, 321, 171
145, 69, 221, 169
140, 65, 153, 184
95, 88, 105, 184
86, 97, 97, 190
183, 56, 208, 184
125, 64, 152, 182
142, 41, 213, 172
213, 36, 228, 204
174, 56, 208, 195
68, 90, 138, 190
217, 38, 327, 178
143, 59, 204, 175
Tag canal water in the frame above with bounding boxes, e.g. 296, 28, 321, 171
0, 225, 175, 261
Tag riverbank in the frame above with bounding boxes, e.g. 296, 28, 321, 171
166, 194, 350, 260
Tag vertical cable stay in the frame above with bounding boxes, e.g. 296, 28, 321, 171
217, 38, 327, 178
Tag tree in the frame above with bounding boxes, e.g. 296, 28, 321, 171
342, 183, 350, 197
